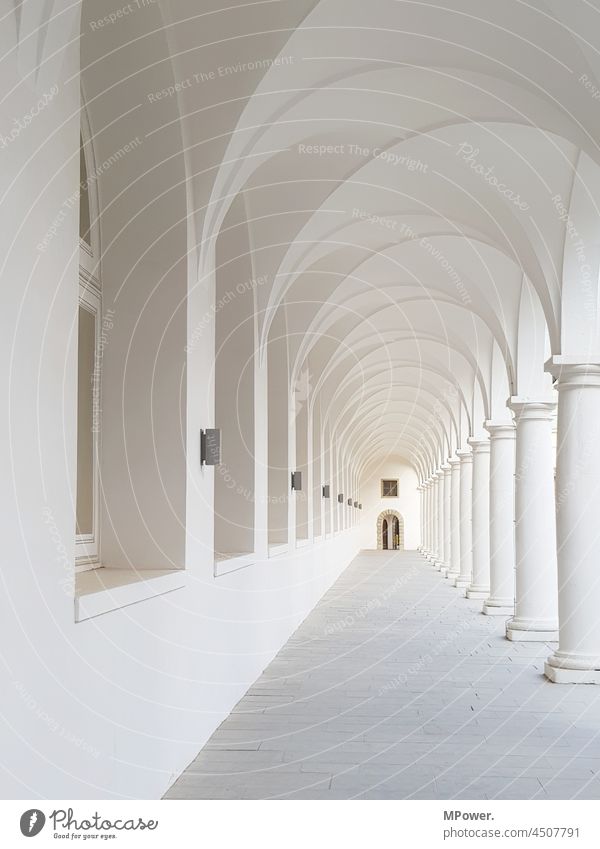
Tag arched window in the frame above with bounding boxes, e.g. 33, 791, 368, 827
76, 103, 101, 570
79, 134, 91, 246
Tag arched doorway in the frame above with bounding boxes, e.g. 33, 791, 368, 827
377, 510, 405, 550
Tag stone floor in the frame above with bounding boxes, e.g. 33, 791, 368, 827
165, 550, 600, 800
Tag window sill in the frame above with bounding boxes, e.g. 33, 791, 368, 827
268, 543, 289, 558
214, 552, 255, 577
75, 568, 186, 622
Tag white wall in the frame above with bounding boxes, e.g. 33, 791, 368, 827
358, 458, 421, 550
0, 2, 364, 801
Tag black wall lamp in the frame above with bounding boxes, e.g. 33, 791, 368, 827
291, 471, 302, 491
354, 501, 359, 508
201, 428, 221, 466
359, 504, 363, 510
347, 498, 353, 507
322, 485, 330, 499
337, 493, 344, 504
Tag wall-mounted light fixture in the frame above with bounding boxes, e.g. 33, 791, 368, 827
337, 493, 344, 504
291, 471, 302, 491
354, 501, 359, 508
201, 428, 221, 466
359, 504, 363, 510
347, 498, 353, 507
322, 485, 330, 499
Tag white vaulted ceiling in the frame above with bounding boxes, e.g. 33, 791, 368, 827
85, 0, 600, 474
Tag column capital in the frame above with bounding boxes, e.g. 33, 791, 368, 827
433, 469, 443, 479
456, 448, 473, 463
448, 456, 461, 467
441, 462, 451, 473
467, 436, 490, 453
546, 357, 600, 390
485, 420, 516, 439
508, 396, 557, 421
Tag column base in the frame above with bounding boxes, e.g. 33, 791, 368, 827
544, 663, 600, 684
483, 600, 514, 616
544, 651, 600, 684
506, 617, 558, 642
439, 566, 449, 577
445, 570, 460, 581
453, 577, 470, 588
466, 586, 489, 600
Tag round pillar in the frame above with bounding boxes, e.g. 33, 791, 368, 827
545, 363, 600, 683
427, 477, 435, 560
417, 484, 423, 552
483, 422, 516, 616
440, 463, 452, 574
423, 480, 429, 557
447, 457, 461, 579
430, 472, 440, 563
466, 438, 491, 599
454, 449, 473, 589
426, 477, 434, 560
435, 469, 445, 570
506, 398, 558, 642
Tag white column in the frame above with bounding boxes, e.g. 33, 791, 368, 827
430, 474, 440, 563
424, 479, 431, 558
466, 438, 491, 599
440, 463, 452, 575
421, 484, 424, 551
427, 475, 435, 560
422, 483, 427, 554
454, 449, 473, 588
506, 399, 558, 641
427, 477, 434, 558
435, 469, 445, 569
417, 485, 423, 551
546, 363, 600, 683
447, 457, 461, 579
483, 422, 516, 616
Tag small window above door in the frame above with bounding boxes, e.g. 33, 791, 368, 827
381, 479, 398, 498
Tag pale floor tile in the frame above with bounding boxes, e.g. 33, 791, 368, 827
164, 551, 600, 799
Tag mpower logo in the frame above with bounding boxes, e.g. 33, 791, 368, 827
20, 809, 46, 837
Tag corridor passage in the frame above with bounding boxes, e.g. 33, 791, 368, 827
165, 552, 600, 800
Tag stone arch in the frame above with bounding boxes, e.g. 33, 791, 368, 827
377, 510, 405, 550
